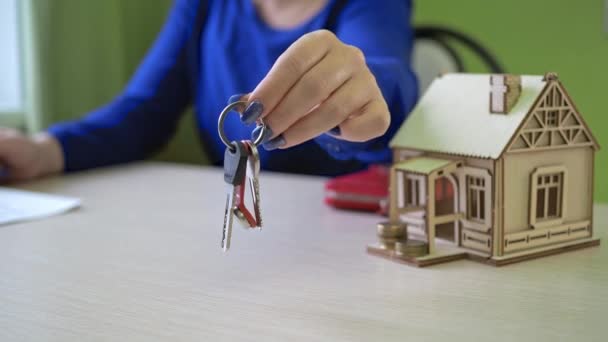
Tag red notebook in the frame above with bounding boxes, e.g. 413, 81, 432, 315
324, 165, 389, 214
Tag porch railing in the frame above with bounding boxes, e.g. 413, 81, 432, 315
503, 220, 592, 254
462, 229, 491, 253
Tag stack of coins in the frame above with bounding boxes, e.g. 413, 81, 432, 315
395, 239, 429, 257
376, 221, 407, 250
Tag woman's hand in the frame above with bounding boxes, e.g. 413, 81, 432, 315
0, 128, 64, 182
236, 29, 390, 150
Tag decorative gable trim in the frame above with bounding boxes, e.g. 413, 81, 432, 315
504, 77, 599, 154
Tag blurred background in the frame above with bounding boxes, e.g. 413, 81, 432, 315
0, 0, 606, 202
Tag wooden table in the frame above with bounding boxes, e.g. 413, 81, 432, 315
0, 162, 606, 341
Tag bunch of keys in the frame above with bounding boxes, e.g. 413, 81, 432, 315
217, 101, 266, 251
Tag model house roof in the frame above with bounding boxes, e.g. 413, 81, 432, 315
390, 74, 547, 159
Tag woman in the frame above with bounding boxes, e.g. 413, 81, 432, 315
0, 0, 417, 180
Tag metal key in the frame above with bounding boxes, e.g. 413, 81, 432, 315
233, 140, 262, 229
218, 101, 269, 251
221, 141, 248, 251
245, 140, 262, 228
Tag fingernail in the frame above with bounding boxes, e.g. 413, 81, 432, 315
227, 93, 246, 105
241, 101, 264, 125
263, 135, 286, 151
251, 125, 274, 143
328, 126, 341, 136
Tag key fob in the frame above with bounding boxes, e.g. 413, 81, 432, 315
223, 141, 248, 185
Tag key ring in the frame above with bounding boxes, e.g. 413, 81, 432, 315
218, 101, 267, 151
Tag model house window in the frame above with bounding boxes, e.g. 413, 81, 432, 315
535, 172, 563, 221
397, 172, 424, 209
467, 176, 485, 222
530, 166, 567, 228
546, 111, 558, 127
406, 177, 420, 206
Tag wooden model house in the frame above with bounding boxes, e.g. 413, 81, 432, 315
368, 72, 600, 267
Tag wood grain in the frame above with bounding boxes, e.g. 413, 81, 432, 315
0, 162, 606, 341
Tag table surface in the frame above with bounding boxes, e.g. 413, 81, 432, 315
0, 162, 606, 342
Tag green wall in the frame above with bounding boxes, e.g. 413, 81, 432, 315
34, 0, 606, 201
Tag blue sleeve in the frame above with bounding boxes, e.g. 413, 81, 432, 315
47, 0, 204, 172
314, 0, 418, 163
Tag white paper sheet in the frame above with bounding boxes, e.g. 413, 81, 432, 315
0, 187, 81, 226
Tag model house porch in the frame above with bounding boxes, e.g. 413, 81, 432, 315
388, 156, 494, 252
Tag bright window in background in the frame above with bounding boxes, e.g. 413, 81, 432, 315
0, 0, 23, 113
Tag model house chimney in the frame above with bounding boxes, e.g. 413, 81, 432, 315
543, 72, 559, 82
490, 74, 522, 114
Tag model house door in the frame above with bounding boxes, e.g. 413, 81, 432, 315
434, 176, 459, 243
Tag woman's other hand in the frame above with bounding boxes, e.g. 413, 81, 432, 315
0, 128, 64, 182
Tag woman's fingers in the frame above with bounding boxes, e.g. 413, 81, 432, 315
246, 30, 338, 121
227, 93, 249, 105
262, 47, 362, 139
243, 29, 391, 150
338, 98, 390, 142
277, 71, 387, 149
